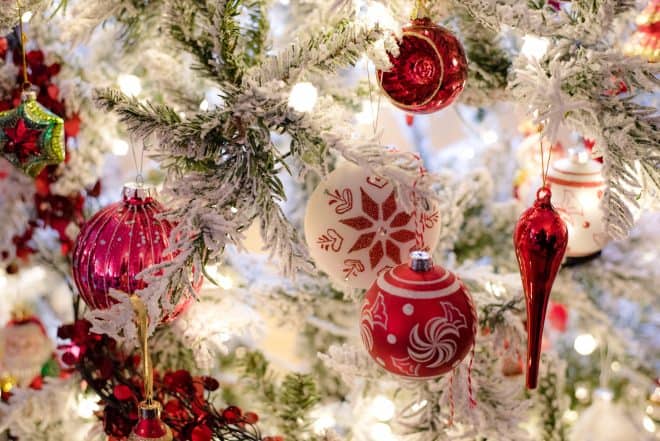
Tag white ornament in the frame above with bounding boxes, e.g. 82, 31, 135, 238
570, 388, 649, 441
304, 162, 441, 289
547, 149, 608, 257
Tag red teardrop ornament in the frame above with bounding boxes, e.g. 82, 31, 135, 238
513, 187, 568, 389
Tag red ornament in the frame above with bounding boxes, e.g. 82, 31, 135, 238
361, 251, 477, 378
72, 184, 195, 322
513, 187, 568, 389
377, 17, 467, 114
129, 401, 173, 441
548, 302, 568, 332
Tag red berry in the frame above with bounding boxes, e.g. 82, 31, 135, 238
191, 424, 212, 441
244, 412, 259, 424
113, 384, 133, 401
222, 406, 242, 423
201, 376, 219, 391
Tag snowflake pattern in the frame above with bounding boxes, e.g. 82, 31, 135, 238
339, 187, 416, 269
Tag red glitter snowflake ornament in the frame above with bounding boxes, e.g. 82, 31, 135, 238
304, 162, 442, 289
0, 91, 65, 177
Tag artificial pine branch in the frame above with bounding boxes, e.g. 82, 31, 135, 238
239, 351, 321, 439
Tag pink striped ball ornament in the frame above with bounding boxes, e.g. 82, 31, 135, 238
72, 183, 195, 323
360, 251, 477, 379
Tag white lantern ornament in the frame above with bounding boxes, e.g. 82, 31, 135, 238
546, 148, 608, 259
304, 162, 441, 289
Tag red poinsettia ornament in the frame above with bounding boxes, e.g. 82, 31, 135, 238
513, 187, 568, 389
0, 91, 65, 177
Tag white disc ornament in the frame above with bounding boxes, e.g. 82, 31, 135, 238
304, 162, 441, 289
547, 149, 608, 258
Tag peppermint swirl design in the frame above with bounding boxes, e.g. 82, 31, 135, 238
407, 302, 468, 368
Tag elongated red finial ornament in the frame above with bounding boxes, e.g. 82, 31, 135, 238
513, 187, 568, 389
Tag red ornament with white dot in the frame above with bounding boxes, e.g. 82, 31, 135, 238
360, 251, 477, 379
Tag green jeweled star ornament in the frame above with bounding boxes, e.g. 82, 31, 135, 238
0, 91, 65, 177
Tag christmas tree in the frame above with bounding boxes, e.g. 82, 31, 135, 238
0, 1, 658, 440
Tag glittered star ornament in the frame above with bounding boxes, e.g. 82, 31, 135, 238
0, 91, 65, 177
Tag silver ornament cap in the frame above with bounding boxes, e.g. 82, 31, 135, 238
409, 250, 433, 272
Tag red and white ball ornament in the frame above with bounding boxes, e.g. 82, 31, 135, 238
360, 251, 477, 378
546, 149, 608, 258
377, 17, 467, 114
304, 162, 441, 289
73, 183, 199, 323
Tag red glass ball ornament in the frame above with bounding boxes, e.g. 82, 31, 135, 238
72, 184, 194, 322
360, 251, 477, 379
513, 187, 568, 389
377, 18, 467, 114
129, 401, 173, 441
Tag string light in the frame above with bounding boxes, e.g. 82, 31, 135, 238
520, 35, 550, 60
312, 413, 336, 435
21, 11, 32, 22
643, 415, 656, 433
288, 82, 318, 112
562, 409, 578, 423
575, 386, 590, 402
117, 74, 142, 97
360, 2, 397, 30
199, 99, 209, 111
369, 395, 395, 422
574, 333, 598, 355
111, 139, 129, 156
369, 423, 396, 441
77, 395, 100, 418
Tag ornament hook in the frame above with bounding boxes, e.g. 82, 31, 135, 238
16, 0, 31, 91
130, 295, 153, 404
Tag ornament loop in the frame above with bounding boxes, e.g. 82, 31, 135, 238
536, 186, 552, 202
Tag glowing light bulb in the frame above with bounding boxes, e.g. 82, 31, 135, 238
361, 2, 397, 30
111, 139, 129, 156
574, 333, 598, 355
643, 415, 656, 433
117, 74, 142, 97
369, 395, 395, 422
610, 361, 621, 372
217, 274, 233, 289
21, 11, 33, 22
562, 409, 578, 423
313, 413, 336, 435
369, 423, 396, 441
199, 99, 209, 111
288, 82, 318, 113
575, 386, 589, 401
77, 395, 100, 418
521, 35, 550, 60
